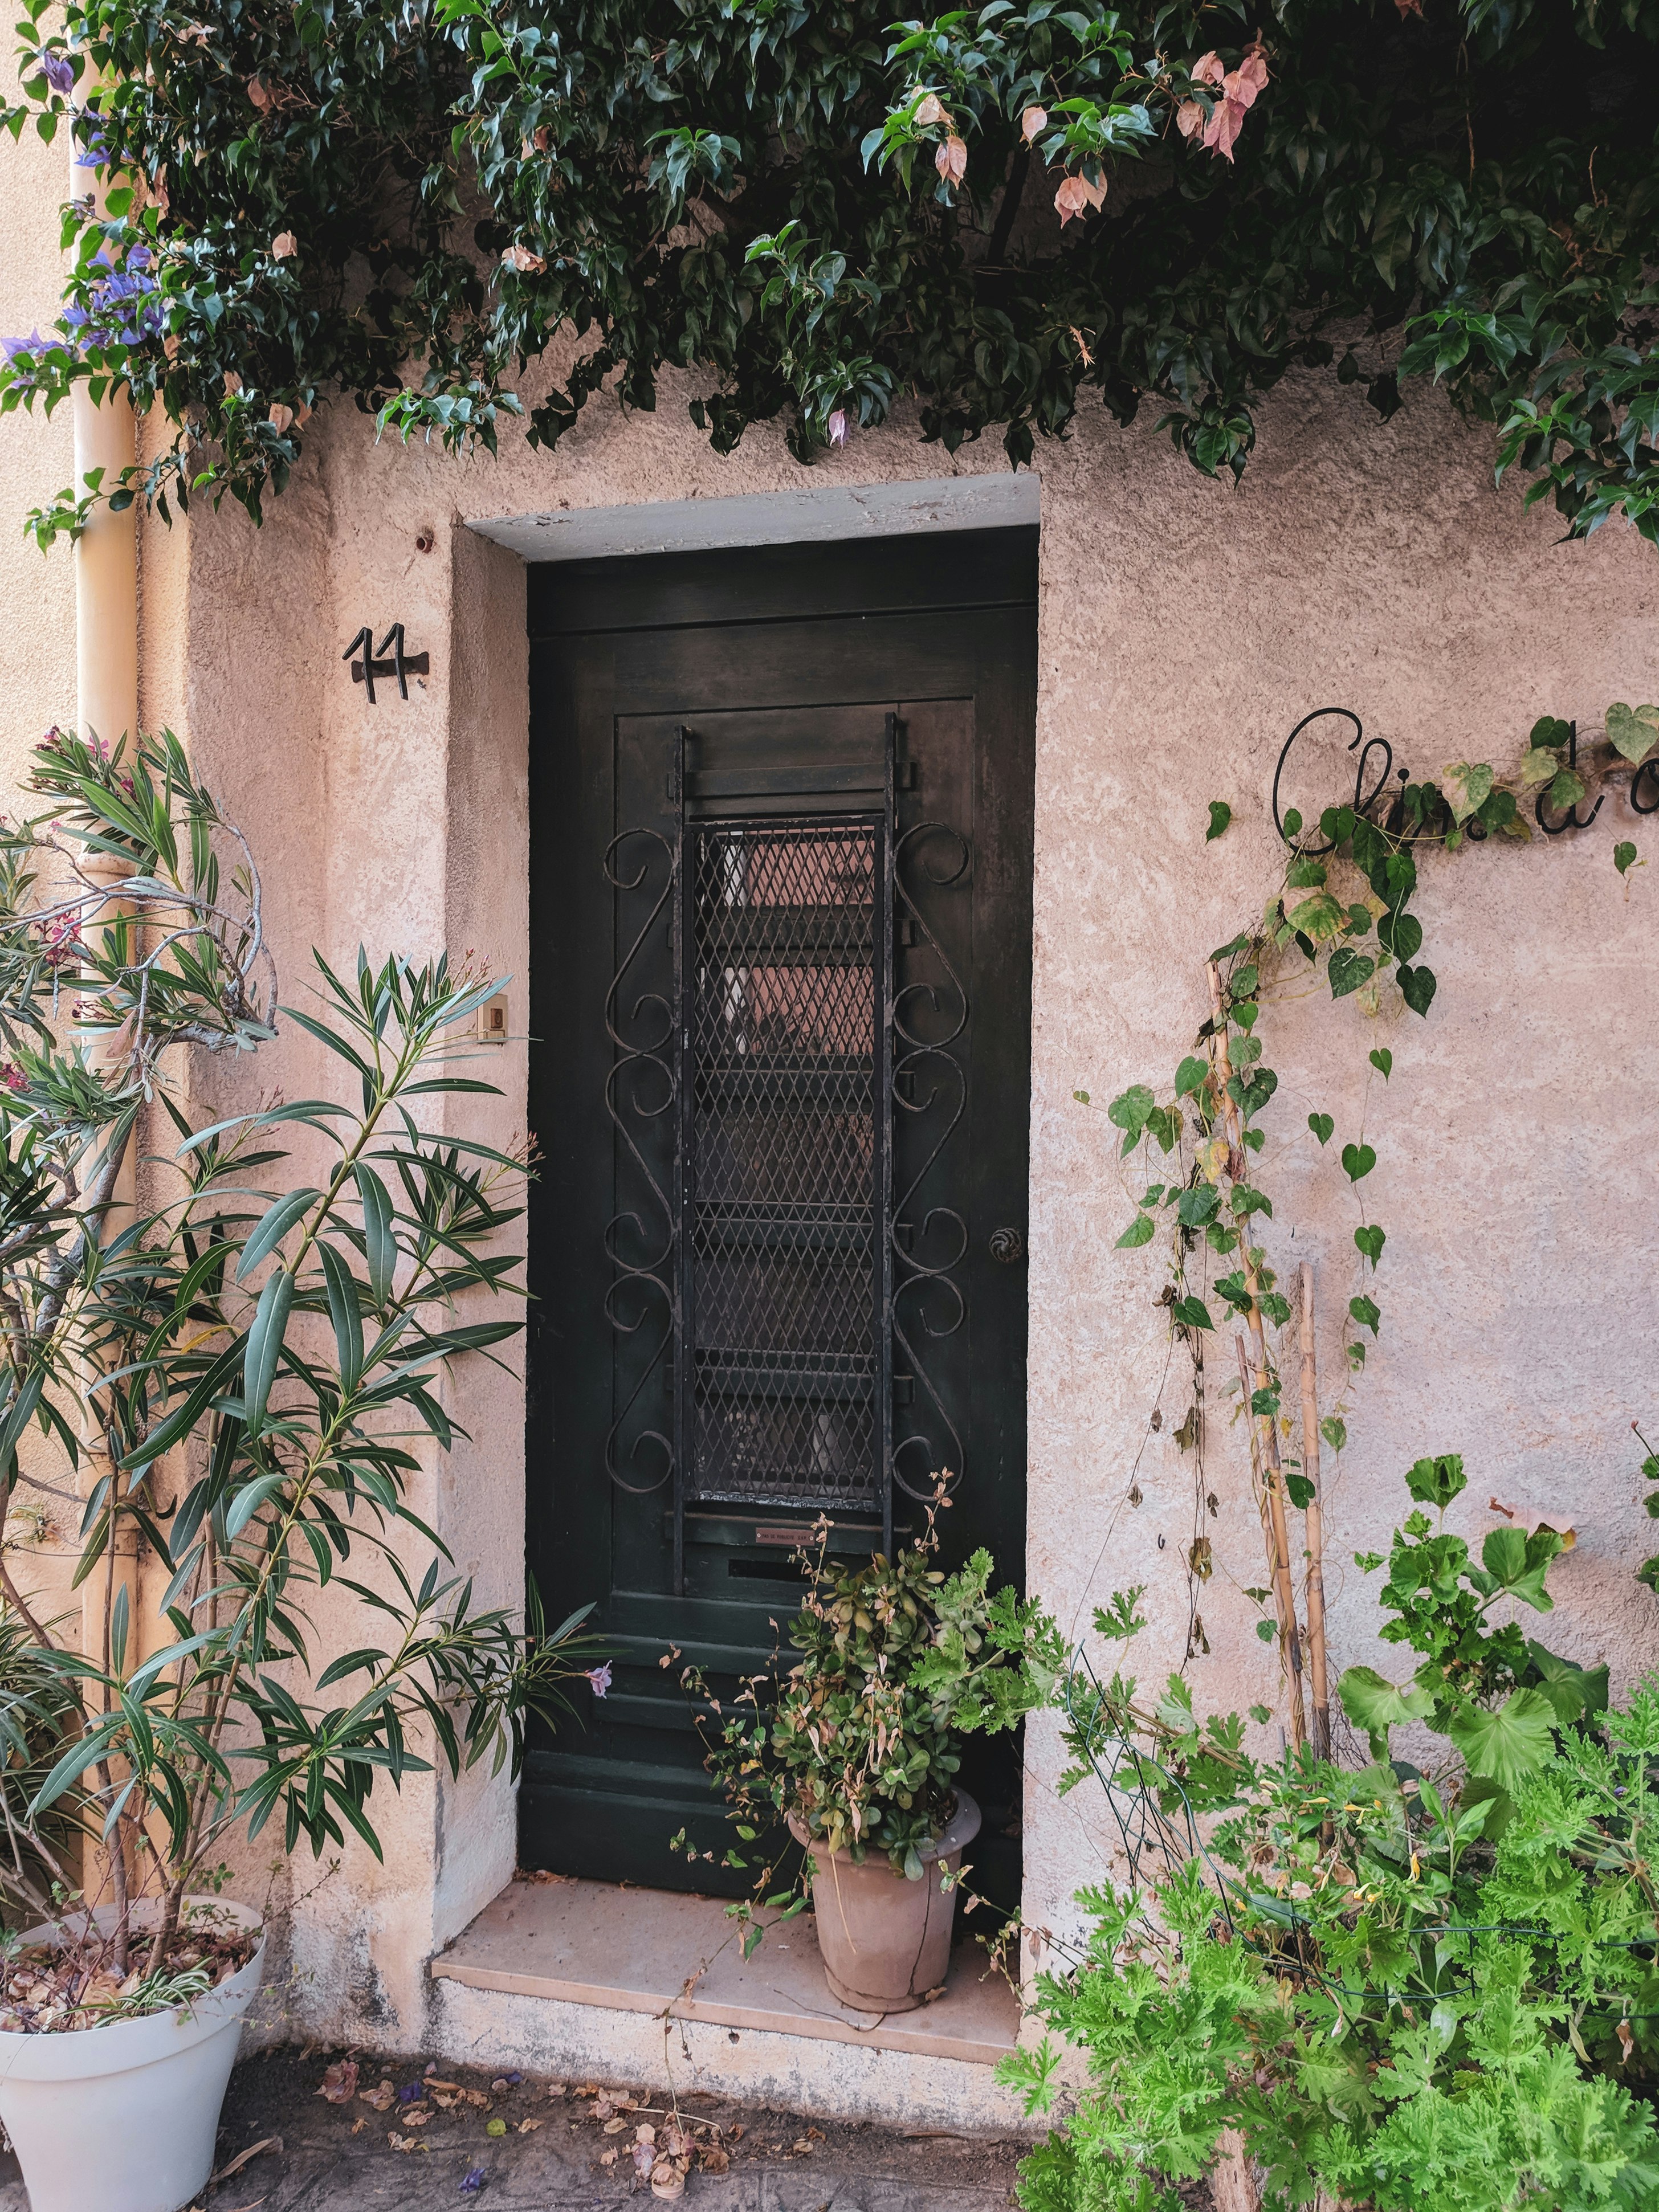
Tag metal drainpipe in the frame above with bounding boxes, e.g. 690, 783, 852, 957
68, 109, 142, 1734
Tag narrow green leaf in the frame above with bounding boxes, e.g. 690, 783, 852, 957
243, 1269, 295, 1436
319, 1241, 365, 1390
235, 1186, 320, 1283
356, 1165, 396, 1307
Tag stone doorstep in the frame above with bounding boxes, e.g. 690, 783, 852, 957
430, 1875, 1020, 2068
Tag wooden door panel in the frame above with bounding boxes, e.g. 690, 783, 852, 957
524, 539, 1036, 1899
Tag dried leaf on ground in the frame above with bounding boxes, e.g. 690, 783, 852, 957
209, 2136, 282, 2183
318, 2061, 358, 2104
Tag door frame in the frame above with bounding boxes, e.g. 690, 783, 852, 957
521, 525, 1040, 1896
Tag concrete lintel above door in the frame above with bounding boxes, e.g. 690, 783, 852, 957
470, 471, 1039, 563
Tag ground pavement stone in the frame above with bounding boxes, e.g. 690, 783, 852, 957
0, 2047, 1031, 2212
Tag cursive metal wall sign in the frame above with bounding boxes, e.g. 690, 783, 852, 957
1273, 704, 1658, 847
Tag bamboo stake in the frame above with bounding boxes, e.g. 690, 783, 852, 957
1208, 963, 1306, 1749
1237, 1336, 1305, 1745
1209, 2129, 1261, 2212
1298, 1264, 1331, 1760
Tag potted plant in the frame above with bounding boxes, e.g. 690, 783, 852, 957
682, 1503, 1060, 2011
1002, 1453, 1657, 2212
0, 728, 593, 2212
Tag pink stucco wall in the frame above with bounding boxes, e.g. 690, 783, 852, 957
143, 362, 1657, 2053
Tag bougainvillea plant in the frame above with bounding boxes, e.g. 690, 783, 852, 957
0, 0, 1656, 542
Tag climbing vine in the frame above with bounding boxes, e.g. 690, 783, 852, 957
1089, 701, 1653, 1731
1, 0, 1658, 541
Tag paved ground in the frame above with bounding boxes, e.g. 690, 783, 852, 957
0, 2046, 1037, 2212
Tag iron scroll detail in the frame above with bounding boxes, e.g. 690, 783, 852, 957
889, 801, 970, 1513
605, 715, 975, 1587
601, 819, 680, 1502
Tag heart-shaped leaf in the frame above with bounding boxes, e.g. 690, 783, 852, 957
1286, 891, 1347, 942
1205, 799, 1232, 840
1307, 1112, 1334, 1145
1399, 963, 1437, 1017
1341, 1142, 1376, 1183
1369, 1048, 1392, 1079
1606, 702, 1659, 765
1171, 1295, 1214, 1331
1440, 761, 1494, 822
1327, 947, 1375, 999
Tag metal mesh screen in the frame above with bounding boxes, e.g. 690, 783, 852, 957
685, 819, 883, 1507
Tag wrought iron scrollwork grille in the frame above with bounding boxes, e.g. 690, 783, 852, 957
679, 814, 893, 1536
603, 716, 972, 1587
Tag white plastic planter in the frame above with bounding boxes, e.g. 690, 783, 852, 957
0, 1897, 264, 2212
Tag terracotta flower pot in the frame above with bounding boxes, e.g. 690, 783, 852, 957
788, 1788, 980, 2013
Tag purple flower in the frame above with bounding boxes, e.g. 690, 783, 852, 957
460, 2170, 487, 2196
826, 408, 849, 447
503, 2071, 523, 2085
584, 1663, 612, 1699
398, 2081, 422, 2103
40, 51, 74, 96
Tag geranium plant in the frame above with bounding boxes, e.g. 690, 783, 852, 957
0, 725, 592, 2015
1004, 1458, 1653, 2212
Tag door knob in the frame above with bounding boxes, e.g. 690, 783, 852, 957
988, 1227, 1025, 1264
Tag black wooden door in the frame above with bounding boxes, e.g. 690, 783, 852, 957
523, 529, 1037, 1905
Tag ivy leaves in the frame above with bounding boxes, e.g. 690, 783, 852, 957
3, 0, 1659, 538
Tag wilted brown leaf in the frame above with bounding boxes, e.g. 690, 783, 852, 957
503, 242, 547, 274
272, 230, 296, 259
913, 92, 947, 127
1021, 105, 1047, 142
359, 2080, 397, 2113
935, 133, 967, 188
317, 2060, 358, 2105
699, 2144, 731, 2176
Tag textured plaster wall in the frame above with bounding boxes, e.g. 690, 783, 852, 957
152, 368, 1657, 2096
1, 103, 1655, 2100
